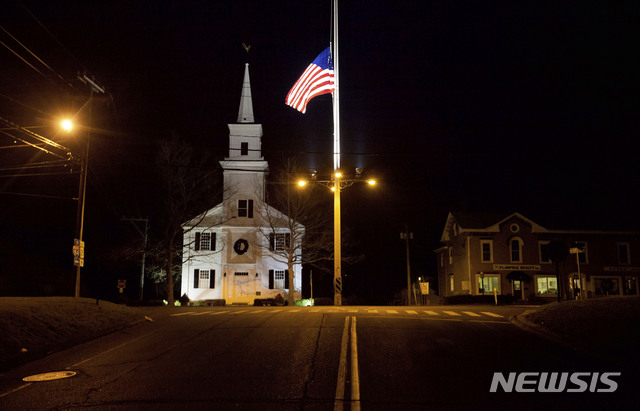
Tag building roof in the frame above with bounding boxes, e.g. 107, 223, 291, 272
440, 210, 640, 243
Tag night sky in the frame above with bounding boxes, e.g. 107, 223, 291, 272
1, 1, 639, 302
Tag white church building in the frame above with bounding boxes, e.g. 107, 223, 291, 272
180, 63, 302, 304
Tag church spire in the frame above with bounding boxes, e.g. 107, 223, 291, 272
237, 63, 254, 123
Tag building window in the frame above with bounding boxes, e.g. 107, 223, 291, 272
440, 252, 444, 267
480, 240, 493, 263
269, 269, 289, 289
238, 199, 254, 218
199, 270, 210, 288
478, 274, 500, 294
510, 238, 523, 263
449, 274, 454, 292
235, 272, 249, 276
618, 242, 630, 265
448, 247, 453, 264
193, 269, 215, 289
241, 142, 249, 155
536, 275, 557, 296
270, 233, 291, 251
274, 270, 285, 289
538, 241, 551, 263
195, 232, 215, 251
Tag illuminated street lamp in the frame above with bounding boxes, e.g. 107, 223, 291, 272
299, 168, 377, 306
61, 119, 73, 132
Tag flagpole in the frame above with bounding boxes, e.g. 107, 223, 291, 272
332, 0, 340, 170
332, 0, 342, 306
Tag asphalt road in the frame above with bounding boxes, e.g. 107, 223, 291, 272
1, 305, 638, 410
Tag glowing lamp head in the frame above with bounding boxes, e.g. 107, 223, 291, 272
61, 119, 73, 132
334, 171, 342, 179
367, 179, 377, 186
297, 180, 307, 187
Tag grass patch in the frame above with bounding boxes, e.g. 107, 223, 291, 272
525, 296, 640, 361
0, 297, 143, 371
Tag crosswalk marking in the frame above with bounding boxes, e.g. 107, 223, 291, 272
170, 308, 508, 319
443, 311, 461, 316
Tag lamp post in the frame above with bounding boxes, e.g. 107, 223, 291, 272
400, 224, 413, 305
71, 74, 105, 298
299, 168, 376, 306
73, 129, 89, 297
60, 119, 86, 298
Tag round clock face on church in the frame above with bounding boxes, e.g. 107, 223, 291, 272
233, 239, 249, 255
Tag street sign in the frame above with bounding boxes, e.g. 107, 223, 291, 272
118, 279, 126, 288
72, 239, 85, 267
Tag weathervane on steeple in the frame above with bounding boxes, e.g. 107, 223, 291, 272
242, 43, 251, 54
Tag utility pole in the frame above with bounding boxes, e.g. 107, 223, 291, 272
123, 217, 149, 300
73, 74, 105, 298
400, 224, 413, 305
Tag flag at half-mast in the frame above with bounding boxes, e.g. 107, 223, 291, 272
286, 47, 335, 113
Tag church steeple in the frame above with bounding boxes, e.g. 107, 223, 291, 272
237, 63, 254, 123
220, 62, 268, 202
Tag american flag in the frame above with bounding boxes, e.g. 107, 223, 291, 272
285, 47, 335, 113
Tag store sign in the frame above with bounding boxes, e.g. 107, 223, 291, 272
493, 264, 540, 271
604, 267, 640, 272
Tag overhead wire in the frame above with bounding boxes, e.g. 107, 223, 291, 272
18, 0, 87, 73
0, 25, 74, 89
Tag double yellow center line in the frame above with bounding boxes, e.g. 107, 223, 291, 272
335, 316, 360, 411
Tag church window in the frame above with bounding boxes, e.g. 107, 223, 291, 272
269, 269, 289, 289
270, 232, 291, 251
238, 199, 254, 218
241, 142, 248, 155
193, 269, 215, 289
195, 232, 215, 251
274, 270, 285, 289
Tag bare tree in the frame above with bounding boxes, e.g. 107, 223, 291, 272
255, 158, 334, 306
152, 133, 223, 306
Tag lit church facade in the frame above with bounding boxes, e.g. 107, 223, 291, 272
180, 63, 302, 304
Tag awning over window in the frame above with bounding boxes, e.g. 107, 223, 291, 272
506, 271, 532, 282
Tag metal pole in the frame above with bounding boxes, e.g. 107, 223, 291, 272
74, 142, 88, 298
334, 174, 342, 306
404, 224, 412, 306
140, 219, 148, 300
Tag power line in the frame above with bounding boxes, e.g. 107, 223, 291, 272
0, 190, 75, 200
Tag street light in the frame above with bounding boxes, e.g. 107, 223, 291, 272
298, 168, 377, 306
61, 119, 73, 132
